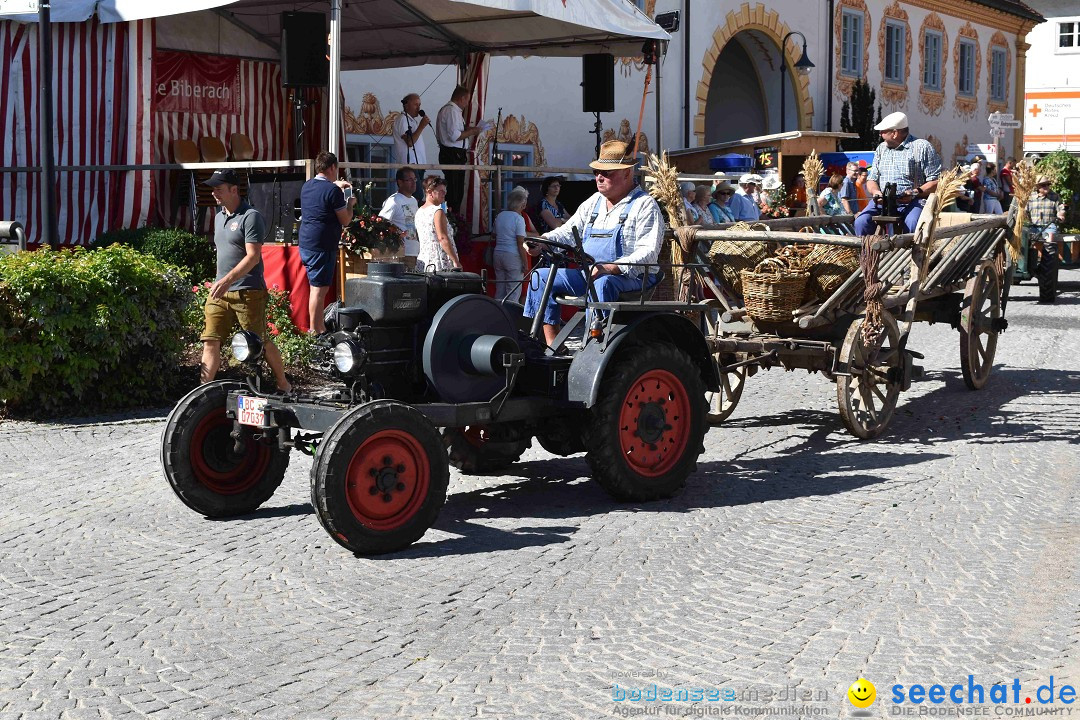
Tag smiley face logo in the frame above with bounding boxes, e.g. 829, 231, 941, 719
848, 678, 876, 708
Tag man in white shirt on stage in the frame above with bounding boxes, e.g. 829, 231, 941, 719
435, 85, 492, 214
378, 167, 421, 268
394, 93, 429, 201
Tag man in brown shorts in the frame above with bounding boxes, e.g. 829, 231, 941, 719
200, 168, 291, 392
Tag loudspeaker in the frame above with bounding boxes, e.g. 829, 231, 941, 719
582, 53, 614, 113
281, 11, 329, 88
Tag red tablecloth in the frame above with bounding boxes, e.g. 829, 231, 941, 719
260, 245, 336, 334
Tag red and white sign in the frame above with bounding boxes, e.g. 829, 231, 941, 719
153, 50, 240, 115
1024, 90, 1080, 153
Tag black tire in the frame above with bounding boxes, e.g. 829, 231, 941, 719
310, 400, 449, 555
441, 426, 532, 473
584, 343, 708, 502
161, 381, 289, 517
535, 414, 587, 457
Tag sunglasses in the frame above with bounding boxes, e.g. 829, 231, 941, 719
593, 168, 624, 178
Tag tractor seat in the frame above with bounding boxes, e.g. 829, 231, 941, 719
555, 269, 664, 307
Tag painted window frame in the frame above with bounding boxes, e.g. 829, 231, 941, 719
345, 134, 394, 206
989, 47, 1007, 102
1058, 20, 1080, 54
491, 144, 534, 199
957, 39, 976, 97
884, 20, 906, 84
922, 29, 942, 91
841, 9, 864, 78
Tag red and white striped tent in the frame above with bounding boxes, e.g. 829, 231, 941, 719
1, 0, 667, 247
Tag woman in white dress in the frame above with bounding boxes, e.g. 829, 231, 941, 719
415, 176, 461, 272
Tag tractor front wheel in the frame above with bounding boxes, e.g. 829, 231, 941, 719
584, 343, 707, 502
161, 381, 289, 517
311, 400, 449, 555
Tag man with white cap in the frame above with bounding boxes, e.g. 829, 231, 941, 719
854, 111, 942, 235
729, 174, 761, 221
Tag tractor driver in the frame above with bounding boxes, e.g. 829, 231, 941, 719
522, 140, 665, 345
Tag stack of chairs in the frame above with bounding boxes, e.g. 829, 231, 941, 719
172, 134, 256, 232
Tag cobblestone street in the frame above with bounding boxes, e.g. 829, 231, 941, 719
1, 275, 1077, 720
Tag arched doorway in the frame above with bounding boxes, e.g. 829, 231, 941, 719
695, 5, 814, 146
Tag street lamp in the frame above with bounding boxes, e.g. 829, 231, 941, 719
779, 31, 815, 133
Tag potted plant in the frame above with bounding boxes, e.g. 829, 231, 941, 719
341, 205, 404, 260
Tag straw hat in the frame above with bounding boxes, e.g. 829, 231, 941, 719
589, 140, 637, 170
1036, 175, 1052, 186
713, 181, 735, 194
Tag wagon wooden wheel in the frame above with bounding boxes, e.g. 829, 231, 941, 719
706, 358, 746, 424
959, 260, 1001, 390
702, 307, 746, 424
836, 313, 902, 439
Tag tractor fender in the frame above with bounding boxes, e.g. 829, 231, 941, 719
566, 312, 719, 407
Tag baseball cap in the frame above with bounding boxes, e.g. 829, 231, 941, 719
204, 169, 240, 187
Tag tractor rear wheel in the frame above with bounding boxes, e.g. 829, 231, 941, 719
161, 381, 289, 517
584, 343, 707, 502
311, 400, 449, 555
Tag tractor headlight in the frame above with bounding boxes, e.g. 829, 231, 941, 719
333, 339, 365, 375
231, 330, 264, 363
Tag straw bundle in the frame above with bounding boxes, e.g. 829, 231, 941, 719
802, 151, 824, 217
929, 166, 970, 255
1009, 160, 1039, 261
645, 152, 692, 300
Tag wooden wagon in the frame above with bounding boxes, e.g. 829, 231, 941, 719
681, 197, 1013, 439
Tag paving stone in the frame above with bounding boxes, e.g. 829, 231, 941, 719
0, 274, 1078, 719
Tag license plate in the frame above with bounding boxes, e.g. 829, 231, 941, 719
236, 395, 267, 427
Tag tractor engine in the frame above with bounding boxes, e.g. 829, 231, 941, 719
329, 262, 486, 402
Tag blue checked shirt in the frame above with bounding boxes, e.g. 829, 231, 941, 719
866, 134, 942, 195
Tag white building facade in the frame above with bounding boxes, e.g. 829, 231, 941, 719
1021, 0, 1080, 154
338, 0, 1042, 193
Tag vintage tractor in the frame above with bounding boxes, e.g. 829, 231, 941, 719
161, 240, 717, 555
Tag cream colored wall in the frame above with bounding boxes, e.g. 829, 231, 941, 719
337, 0, 1030, 167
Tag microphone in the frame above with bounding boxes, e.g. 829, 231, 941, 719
418, 109, 426, 118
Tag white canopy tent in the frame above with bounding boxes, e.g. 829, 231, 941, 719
2, 0, 666, 243
4, 0, 668, 153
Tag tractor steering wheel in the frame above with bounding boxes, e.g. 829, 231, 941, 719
526, 237, 595, 266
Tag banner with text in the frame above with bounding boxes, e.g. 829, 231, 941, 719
153, 50, 240, 116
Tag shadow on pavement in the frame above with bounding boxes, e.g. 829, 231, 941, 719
392, 366, 1078, 557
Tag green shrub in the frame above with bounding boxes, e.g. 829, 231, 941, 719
95, 226, 216, 285
1035, 150, 1080, 224
183, 283, 315, 367
0, 245, 190, 414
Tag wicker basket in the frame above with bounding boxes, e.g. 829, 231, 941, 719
708, 239, 768, 296
740, 257, 810, 323
804, 244, 859, 301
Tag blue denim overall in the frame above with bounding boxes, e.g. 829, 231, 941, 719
524, 189, 651, 326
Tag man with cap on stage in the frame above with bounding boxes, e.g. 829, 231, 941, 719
522, 140, 665, 345
854, 111, 942, 235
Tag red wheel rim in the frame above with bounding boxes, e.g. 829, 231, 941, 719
189, 407, 272, 495
345, 429, 431, 531
617, 369, 692, 478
